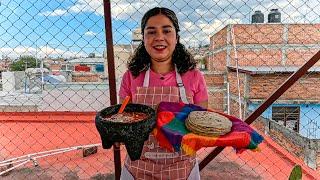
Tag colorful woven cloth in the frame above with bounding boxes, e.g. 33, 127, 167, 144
154, 102, 264, 155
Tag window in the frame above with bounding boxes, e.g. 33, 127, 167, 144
61, 64, 73, 71
272, 106, 300, 132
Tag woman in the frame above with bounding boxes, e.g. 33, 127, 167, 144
119, 7, 208, 180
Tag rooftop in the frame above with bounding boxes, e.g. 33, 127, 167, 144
228, 66, 320, 74
0, 112, 318, 179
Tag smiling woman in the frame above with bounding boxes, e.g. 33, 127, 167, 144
143, 14, 177, 66
118, 7, 209, 180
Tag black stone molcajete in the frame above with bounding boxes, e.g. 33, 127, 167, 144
95, 103, 156, 161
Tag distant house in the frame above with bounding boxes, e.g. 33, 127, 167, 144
206, 23, 320, 170
66, 57, 104, 82
104, 44, 135, 78
25, 68, 50, 93
66, 45, 134, 82
227, 65, 320, 138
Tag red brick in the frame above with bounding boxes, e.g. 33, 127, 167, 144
234, 24, 284, 44
208, 91, 224, 111
227, 72, 246, 97
211, 26, 228, 49
204, 74, 225, 87
248, 74, 320, 100
72, 74, 100, 82
286, 49, 320, 66
229, 49, 282, 67
288, 24, 320, 44
208, 51, 227, 72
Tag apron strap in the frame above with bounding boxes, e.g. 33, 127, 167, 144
175, 65, 189, 104
143, 66, 189, 104
143, 68, 150, 87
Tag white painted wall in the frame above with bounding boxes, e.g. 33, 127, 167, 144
2, 71, 15, 93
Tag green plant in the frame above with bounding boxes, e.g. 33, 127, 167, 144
10, 56, 39, 71
289, 165, 302, 180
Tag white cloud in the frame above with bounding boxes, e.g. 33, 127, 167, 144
180, 18, 241, 46
40, 0, 104, 17
84, 31, 97, 36
38, 0, 155, 20
0, 46, 86, 59
36, 0, 320, 46
40, 9, 68, 17
38, 0, 320, 23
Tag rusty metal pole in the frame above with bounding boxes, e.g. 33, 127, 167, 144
199, 50, 320, 170
103, 0, 121, 179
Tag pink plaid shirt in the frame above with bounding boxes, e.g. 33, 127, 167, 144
119, 68, 208, 104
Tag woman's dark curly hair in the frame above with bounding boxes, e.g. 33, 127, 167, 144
128, 7, 197, 77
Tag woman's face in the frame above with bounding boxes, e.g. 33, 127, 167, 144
143, 14, 177, 64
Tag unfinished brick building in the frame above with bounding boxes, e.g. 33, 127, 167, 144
205, 23, 320, 170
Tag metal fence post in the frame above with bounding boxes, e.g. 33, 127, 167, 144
103, 0, 121, 179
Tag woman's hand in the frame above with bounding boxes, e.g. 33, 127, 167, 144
196, 100, 208, 108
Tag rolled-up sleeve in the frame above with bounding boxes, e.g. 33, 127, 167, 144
193, 71, 208, 104
119, 70, 132, 99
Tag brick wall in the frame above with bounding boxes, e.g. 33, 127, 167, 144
286, 48, 320, 66
227, 72, 247, 97
208, 90, 225, 111
204, 73, 225, 87
208, 23, 320, 71
229, 99, 242, 118
249, 74, 320, 101
72, 73, 100, 82
229, 49, 283, 67
204, 73, 226, 111
210, 26, 228, 50
205, 23, 320, 171
0, 105, 38, 112
287, 24, 320, 44
234, 24, 284, 44
50, 64, 61, 71
208, 51, 227, 72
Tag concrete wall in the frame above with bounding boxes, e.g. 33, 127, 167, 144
249, 103, 320, 139
254, 117, 320, 170
2, 71, 15, 92
2, 71, 25, 93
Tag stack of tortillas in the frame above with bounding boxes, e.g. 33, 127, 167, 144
185, 111, 232, 137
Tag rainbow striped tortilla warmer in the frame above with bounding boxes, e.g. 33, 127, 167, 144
153, 102, 264, 155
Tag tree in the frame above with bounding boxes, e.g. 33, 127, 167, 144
10, 56, 39, 71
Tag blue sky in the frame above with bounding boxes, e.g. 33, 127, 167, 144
0, 0, 319, 59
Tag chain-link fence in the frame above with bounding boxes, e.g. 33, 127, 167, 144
0, 0, 320, 179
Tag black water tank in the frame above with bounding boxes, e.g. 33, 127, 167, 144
268, 9, 281, 23
252, 10, 264, 23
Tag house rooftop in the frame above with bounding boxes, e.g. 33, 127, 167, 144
228, 66, 320, 74
67, 57, 105, 64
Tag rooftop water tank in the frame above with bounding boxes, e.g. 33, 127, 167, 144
252, 10, 264, 23
268, 9, 281, 23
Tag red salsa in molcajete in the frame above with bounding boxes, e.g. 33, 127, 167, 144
103, 112, 148, 123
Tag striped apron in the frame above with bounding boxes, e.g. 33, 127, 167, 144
120, 67, 200, 180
